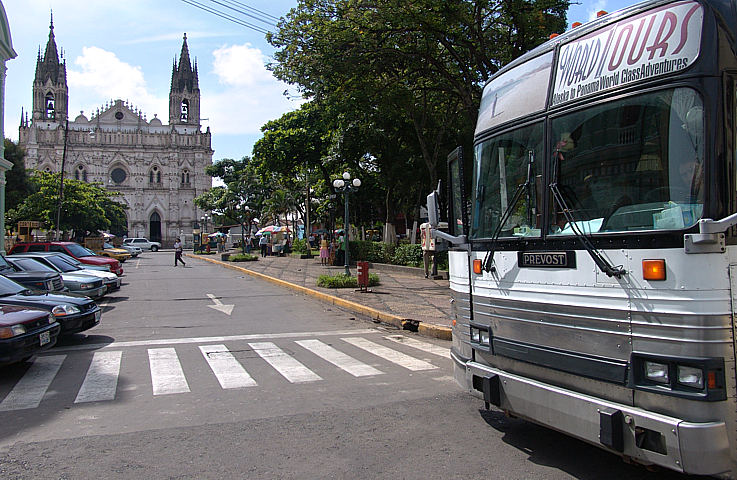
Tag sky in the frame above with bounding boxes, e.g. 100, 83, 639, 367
2, 0, 634, 164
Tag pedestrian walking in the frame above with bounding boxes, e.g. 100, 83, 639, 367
259, 234, 268, 257
319, 235, 329, 266
174, 238, 186, 267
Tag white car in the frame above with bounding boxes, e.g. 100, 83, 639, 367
116, 243, 142, 257
123, 237, 161, 251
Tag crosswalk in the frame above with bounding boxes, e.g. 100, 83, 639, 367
0, 335, 449, 411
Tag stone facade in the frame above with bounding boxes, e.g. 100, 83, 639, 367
18, 18, 212, 246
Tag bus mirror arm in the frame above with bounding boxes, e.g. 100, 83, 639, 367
432, 229, 467, 246
698, 212, 737, 235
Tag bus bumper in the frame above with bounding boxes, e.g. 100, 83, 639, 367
451, 349, 732, 476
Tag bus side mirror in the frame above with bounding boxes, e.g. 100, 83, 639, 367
427, 191, 440, 227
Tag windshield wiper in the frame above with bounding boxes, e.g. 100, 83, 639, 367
549, 150, 626, 279
483, 151, 535, 273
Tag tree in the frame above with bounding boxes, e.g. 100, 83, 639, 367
7, 171, 128, 237
4, 139, 33, 212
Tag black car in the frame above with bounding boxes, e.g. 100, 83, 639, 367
0, 275, 101, 335
0, 304, 60, 365
0, 254, 64, 292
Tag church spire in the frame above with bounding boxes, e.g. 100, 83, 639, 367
169, 33, 200, 126
35, 11, 65, 84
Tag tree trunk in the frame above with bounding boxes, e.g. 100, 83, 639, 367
383, 188, 397, 244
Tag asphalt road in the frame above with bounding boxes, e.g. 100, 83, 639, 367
0, 251, 700, 479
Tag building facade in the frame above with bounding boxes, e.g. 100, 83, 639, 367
19, 19, 212, 246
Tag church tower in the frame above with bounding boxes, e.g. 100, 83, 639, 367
169, 33, 200, 127
32, 14, 67, 123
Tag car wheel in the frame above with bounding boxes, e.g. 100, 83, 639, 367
151, 246, 159, 252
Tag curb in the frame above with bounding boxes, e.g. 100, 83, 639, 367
187, 254, 452, 341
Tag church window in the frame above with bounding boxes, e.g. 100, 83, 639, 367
180, 99, 189, 122
149, 166, 161, 184
75, 165, 88, 182
181, 169, 190, 184
111, 167, 127, 184
43, 166, 51, 173
45, 92, 55, 120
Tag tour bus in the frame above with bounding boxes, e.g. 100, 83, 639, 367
429, 0, 737, 476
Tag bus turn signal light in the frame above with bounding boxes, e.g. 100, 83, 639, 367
643, 259, 666, 281
473, 259, 482, 274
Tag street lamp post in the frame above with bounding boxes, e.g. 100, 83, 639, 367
332, 171, 361, 276
236, 204, 251, 254
55, 118, 69, 241
200, 214, 210, 252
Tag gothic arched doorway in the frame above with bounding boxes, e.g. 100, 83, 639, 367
149, 212, 162, 243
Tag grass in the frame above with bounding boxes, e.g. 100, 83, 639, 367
317, 273, 380, 288
229, 253, 259, 262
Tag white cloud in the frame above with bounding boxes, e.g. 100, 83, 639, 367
204, 43, 302, 135
587, 1, 609, 21
67, 47, 167, 119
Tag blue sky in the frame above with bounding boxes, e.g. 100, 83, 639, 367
3, 0, 634, 165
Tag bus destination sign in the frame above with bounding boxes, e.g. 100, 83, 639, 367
551, 1, 703, 107
518, 251, 576, 269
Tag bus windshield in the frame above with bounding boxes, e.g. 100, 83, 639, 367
550, 87, 704, 235
472, 122, 543, 238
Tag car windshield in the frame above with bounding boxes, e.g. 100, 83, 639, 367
45, 256, 80, 272
52, 252, 82, 265
104, 242, 115, 249
0, 275, 27, 295
65, 243, 94, 257
0, 255, 13, 272
11, 257, 56, 272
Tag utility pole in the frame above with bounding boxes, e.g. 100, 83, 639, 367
55, 118, 69, 241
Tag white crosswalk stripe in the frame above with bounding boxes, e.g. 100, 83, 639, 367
75, 351, 123, 403
341, 337, 439, 371
249, 342, 322, 383
295, 339, 383, 377
384, 335, 450, 359
199, 344, 257, 389
148, 347, 190, 395
0, 355, 65, 411
0, 336, 445, 410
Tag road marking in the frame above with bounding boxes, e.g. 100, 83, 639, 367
135, 259, 140, 269
206, 293, 234, 316
74, 351, 123, 403
249, 342, 322, 383
49, 329, 380, 352
295, 339, 383, 377
0, 355, 65, 411
148, 348, 190, 395
384, 335, 451, 359
341, 337, 438, 371
199, 345, 257, 389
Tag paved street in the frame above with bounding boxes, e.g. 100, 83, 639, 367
0, 252, 696, 479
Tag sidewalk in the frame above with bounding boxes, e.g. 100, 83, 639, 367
188, 251, 453, 340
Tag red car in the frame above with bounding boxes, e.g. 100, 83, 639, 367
0, 304, 60, 365
10, 242, 123, 276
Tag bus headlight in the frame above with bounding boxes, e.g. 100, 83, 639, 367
644, 361, 669, 384
677, 365, 704, 389
470, 324, 491, 348
470, 327, 480, 342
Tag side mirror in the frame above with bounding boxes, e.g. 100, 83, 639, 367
427, 191, 440, 227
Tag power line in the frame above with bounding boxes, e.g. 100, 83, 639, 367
211, 0, 280, 25
180, 0, 271, 34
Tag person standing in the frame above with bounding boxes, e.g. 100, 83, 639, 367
319, 235, 329, 266
174, 238, 186, 267
259, 234, 268, 257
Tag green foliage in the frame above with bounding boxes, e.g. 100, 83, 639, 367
317, 273, 380, 288
229, 253, 259, 262
291, 238, 309, 254
391, 244, 424, 267
4, 139, 32, 212
7, 170, 127, 236
349, 240, 394, 264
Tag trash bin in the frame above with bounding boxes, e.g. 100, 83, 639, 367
357, 261, 369, 291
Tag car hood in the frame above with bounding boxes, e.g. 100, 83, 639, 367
60, 272, 103, 283
78, 269, 117, 280
0, 304, 50, 326
0, 290, 95, 309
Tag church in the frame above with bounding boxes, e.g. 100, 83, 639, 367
18, 18, 213, 246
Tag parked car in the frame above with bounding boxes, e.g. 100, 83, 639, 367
5, 257, 106, 299
98, 242, 131, 262
0, 304, 60, 366
0, 275, 101, 335
9, 242, 123, 276
117, 243, 141, 257
0, 254, 64, 292
11, 252, 121, 292
122, 237, 161, 251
